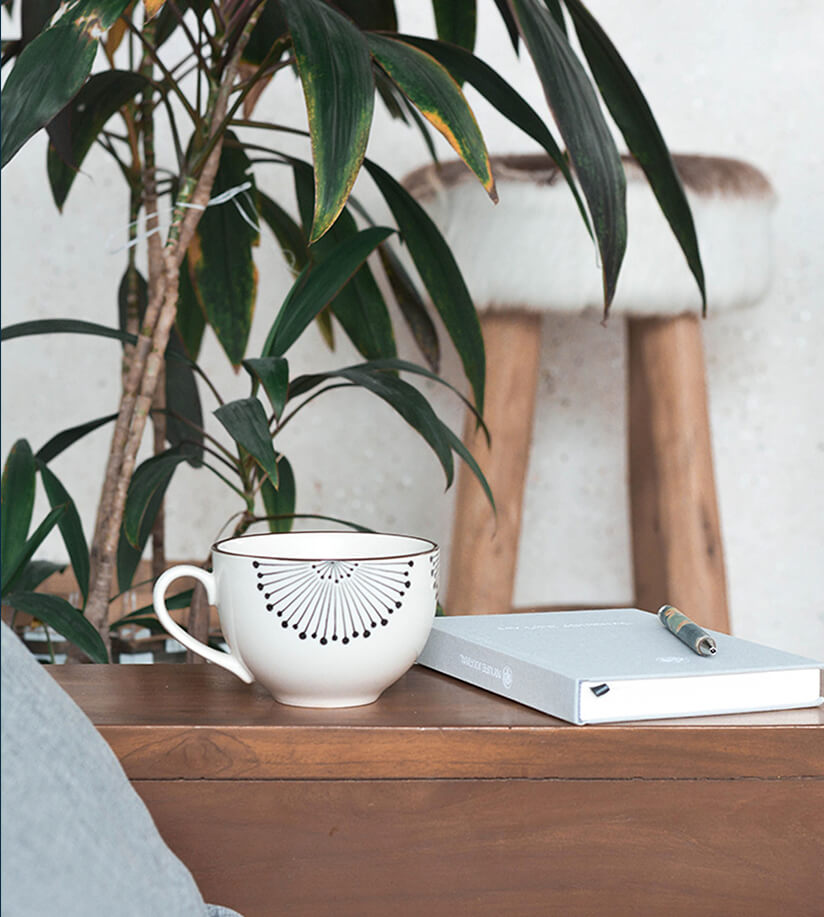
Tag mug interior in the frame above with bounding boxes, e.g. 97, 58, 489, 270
213, 531, 436, 561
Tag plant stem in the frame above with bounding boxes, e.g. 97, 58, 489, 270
122, 188, 142, 381
84, 5, 266, 646
139, 19, 169, 583
167, 1, 212, 81
124, 17, 199, 125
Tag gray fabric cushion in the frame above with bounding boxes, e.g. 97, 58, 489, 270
1, 622, 242, 917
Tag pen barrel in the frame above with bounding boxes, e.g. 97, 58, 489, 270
658, 605, 716, 655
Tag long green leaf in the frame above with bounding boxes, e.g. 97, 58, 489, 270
368, 33, 496, 203
243, 357, 289, 420
324, 216, 398, 361
510, 0, 626, 308
349, 370, 455, 489
3, 592, 108, 662
1, 318, 134, 344
335, 0, 397, 30
36, 413, 118, 464
291, 162, 397, 362
117, 485, 164, 593
564, 0, 705, 309
64, 0, 133, 29
345, 193, 442, 370
13, 560, 66, 594
262, 226, 392, 358
165, 329, 204, 466
175, 252, 207, 360
398, 33, 590, 236
545, 0, 568, 35
433, 0, 477, 54
364, 158, 485, 415
290, 358, 488, 443
492, 0, 520, 51
281, 0, 375, 241
2, 439, 36, 575
109, 588, 194, 629
21, 0, 61, 51
2, 505, 66, 595
442, 425, 495, 513
123, 448, 188, 548
0, 318, 203, 406
260, 456, 296, 533
47, 70, 148, 210
289, 366, 454, 488
1, 21, 97, 167
377, 243, 440, 372
241, 0, 288, 67
189, 136, 259, 367
257, 190, 309, 275
36, 460, 89, 603
375, 61, 410, 123
292, 156, 317, 232
1, 318, 200, 373
213, 398, 279, 488
154, 0, 210, 48
110, 615, 167, 635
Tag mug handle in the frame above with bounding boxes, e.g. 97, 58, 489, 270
153, 565, 254, 684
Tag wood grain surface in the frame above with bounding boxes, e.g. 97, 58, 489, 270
136, 777, 824, 917
628, 314, 730, 632
48, 664, 824, 916
446, 311, 542, 615
49, 664, 824, 780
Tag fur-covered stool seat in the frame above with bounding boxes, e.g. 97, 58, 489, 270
403, 154, 774, 631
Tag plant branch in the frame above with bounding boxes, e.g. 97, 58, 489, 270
209, 2, 227, 34
124, 17, 199, 125
139, 17, 169, 581
84, 3, 267, 640
95, 136, 133, 184
187, 362, 225, 406
231, 55, 294, 91
200, 460, 250, 501
192, 40, 285, 174
122, 188, 142, 380
157, 409, 239, 466
167, 1, 213, 81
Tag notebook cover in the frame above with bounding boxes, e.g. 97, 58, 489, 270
416, 609, 824, 724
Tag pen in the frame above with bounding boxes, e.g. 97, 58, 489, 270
657, 604, 717, 656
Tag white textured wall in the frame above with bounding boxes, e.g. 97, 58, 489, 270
2, 1, 822, 657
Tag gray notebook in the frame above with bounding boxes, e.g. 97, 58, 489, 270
416, 608, 824, 724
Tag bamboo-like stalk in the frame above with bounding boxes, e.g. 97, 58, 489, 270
140, 20, 168, 580
84, 8, 265, 647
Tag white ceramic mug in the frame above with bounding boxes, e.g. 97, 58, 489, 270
153, 531, 440, 708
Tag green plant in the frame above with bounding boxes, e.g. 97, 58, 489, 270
2, 439, 108, 662
1, 0, 704, 655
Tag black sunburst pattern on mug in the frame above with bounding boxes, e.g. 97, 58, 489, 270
252, 558, 416, 645
429, 551, 440, 598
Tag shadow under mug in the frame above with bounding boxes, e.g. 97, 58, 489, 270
152, 531, 440, 708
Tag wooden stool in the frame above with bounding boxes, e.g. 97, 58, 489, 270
403, 154, 774, 632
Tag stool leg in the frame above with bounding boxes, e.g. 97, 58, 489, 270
628, 313, 730, 632
446, 311, 542, 615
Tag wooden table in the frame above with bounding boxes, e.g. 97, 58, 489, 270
50, 664, 824, 917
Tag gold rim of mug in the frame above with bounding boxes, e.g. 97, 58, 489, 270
211, 530, 438, 562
